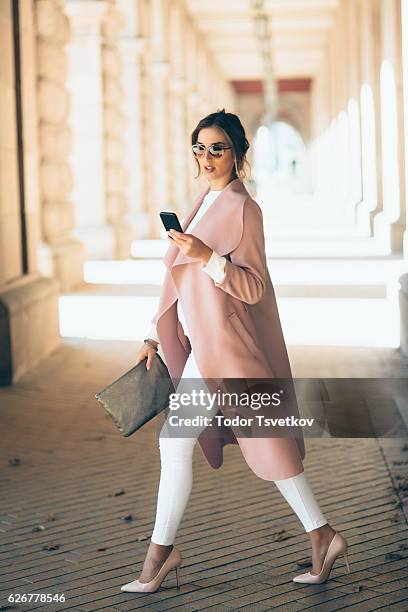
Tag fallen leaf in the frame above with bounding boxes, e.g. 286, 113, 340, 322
275, 533, 290, 541
42, 543, 60, 551
8, 458, 21, 466
108, 489, 125, 497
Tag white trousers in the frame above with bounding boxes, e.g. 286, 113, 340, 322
150, 348, 327, 545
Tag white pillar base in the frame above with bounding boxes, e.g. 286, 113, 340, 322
355, 200, 373, 236
373, 211, 405, 253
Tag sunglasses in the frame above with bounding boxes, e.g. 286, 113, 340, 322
192, 143, 231, 158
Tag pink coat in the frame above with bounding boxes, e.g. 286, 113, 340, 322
153, 178, 305, 480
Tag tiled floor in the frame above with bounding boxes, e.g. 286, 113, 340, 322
1, 336, 408, 611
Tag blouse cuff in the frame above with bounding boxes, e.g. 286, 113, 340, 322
148, 322, 159, 343
201, 250, 227, 284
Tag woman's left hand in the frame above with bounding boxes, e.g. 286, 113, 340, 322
168, 229, 213, 264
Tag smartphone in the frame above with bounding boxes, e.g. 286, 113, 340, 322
160, 211, 183, 233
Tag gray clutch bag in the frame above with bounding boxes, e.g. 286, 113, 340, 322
95, 353, 175, 437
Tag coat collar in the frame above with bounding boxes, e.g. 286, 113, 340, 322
163, 178, 249, 270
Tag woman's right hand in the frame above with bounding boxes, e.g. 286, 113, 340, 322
135, 341, 158, 371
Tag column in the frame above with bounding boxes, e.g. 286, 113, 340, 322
396, 0, 408, 352
65, 0, 132, 259
119, 36, 150, 239
146, 0, 172, 238
65, 0, 108, 257
403, 0, 408, 257
168, 0, 189, 217
147, 61, 172, 237
185, 26, 203, 197
169, 78, 190, 217
356, 0, 383, 235
36, 0, 84, 287
0, 0, 60, 385
346, 0, 363, 213
373, 0, 405, 252
101, 1, 133, 258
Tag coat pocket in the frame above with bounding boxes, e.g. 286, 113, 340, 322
227, 311, 264, 362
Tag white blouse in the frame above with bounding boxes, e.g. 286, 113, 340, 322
148, 190, 227, 342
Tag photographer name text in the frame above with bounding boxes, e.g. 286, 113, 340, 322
167, 414, 315, 427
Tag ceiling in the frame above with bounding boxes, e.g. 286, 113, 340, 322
185, 0, 339, 81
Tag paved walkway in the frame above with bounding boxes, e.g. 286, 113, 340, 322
1, 336, 408, 611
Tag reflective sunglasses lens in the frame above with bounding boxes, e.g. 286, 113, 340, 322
192, 144, 205, 156
209, 146, 225, 157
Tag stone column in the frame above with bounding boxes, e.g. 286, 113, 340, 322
147, 60, 172, 237
356, 0, 383, 235
145, 0, 173, 238
65, 0, 132, 259
35, 0, 84, 288
402, 0, 408, 257
346, 0, 363, 211
309, 50, 331, 208
101, 1, 133, 258
168, 0, 189, 217
336, 0, 353, 221
65, 1, 107, 257
186, 88, 203, 196
326, 12, 350, 219
185, 25, 203, 197
373, 0, 405, 252
170, 77, 190, 216
1, 0, 60, 385
119, 35, 150, 238
395, 0, 408, 353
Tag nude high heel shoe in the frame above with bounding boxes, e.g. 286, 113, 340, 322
293, 532, 351, 584
120, 546, 182, 593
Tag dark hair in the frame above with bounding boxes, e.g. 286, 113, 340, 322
191, 109, 250, 180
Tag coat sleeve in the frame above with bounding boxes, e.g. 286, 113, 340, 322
212, 198, 266, 305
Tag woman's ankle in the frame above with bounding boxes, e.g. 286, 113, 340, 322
147, 541, 173, 561
309, 523, 335, 542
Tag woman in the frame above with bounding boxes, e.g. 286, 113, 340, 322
121, 110, 350, 594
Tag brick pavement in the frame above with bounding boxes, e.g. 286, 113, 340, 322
1, 338, 408, 611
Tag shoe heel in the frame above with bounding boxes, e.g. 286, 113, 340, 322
344, 552, 351, 574
175, 565, 181, 588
